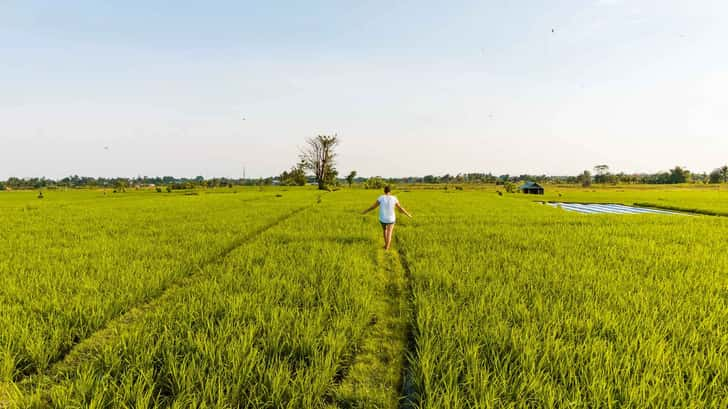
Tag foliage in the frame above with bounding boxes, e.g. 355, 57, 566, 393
346, 171, 357, 188
593, 164, 610, 183
364, 176, 386, 189
709, 166, 728, 183
577, 170, 592, 187
669, 166, 691, 183
279, 160, 307, 186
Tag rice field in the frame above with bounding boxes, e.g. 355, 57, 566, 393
2, 186, 727, 408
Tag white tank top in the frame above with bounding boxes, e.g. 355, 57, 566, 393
378, 195, 398, 223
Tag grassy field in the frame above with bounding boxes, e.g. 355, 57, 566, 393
1, 186, 727, 408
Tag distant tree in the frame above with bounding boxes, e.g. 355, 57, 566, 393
292, 161, 307, 186
594, 164, 609, 175
278, 170, 290, 185
114, 179, 127, 192
300, 135, 339, 190
709, 167, 726, 184
710, 169, 723, 183
577, 170, 592, 187
669, 166, 690, 184
593, 165, 610, 184
346, 170, 357, 188
364, 176, 385, 189
280, 161, 307, 186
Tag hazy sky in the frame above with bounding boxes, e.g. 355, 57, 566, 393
2, 0, 727, 179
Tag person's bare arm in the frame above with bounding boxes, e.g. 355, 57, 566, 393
396, 202, 413, 218
362, 200, 379, 214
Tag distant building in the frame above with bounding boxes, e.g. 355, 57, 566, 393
519, 181, 544, 195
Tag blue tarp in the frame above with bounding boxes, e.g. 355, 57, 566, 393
546, 203, 685, 215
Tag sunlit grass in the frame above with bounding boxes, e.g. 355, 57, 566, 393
2, 187, 728, 407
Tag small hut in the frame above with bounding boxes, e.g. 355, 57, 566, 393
519, 181, 544, 195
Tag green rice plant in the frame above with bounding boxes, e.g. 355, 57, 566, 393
8, 192, 403, 408
0, 189, 317, 381
397, 191, 728, 408
3, 187, 728, 408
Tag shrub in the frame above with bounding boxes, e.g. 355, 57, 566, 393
364, 177, 386, 189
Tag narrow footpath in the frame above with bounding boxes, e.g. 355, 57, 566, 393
326, 249, 411, 409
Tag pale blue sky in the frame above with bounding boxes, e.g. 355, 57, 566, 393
2, 0, 727, 179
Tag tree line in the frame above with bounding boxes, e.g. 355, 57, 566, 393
573, 165, 728, 187
2, 137, 728, 192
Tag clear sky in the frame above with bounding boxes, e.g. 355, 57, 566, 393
2, 0, 727, 179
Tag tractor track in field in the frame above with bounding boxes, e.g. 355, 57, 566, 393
10, 202, 315, 398
396, 243, 420, 409
324, 245, 416, 409
0, 195, 277, 315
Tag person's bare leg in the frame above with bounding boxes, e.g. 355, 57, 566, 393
382, 226, 388, 249
385, 224, 395, 250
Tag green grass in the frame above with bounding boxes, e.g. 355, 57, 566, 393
2, 186, 728, 407
398, 190, 728, 408
0, 188, 317, 380
512, 183, 728, 215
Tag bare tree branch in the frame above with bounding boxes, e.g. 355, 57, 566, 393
300, 135, 339, 190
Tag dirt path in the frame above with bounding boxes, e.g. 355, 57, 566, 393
326, 249, 411, 409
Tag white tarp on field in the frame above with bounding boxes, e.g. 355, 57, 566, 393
547, 203, 684, 215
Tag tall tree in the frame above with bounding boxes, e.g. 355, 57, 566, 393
721, 165, 728, 183
300, 135, 339, 190
594, 164, 609, 173
593, 164, 609, 183
669, 166, 690, 184
577, 170, 592, 187
346, 170, 357, 188
709, 168, 722, 184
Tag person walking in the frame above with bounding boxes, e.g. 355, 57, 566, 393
362, 186, 412, 250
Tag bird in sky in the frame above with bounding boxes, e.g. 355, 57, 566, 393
552, 28, 555, 33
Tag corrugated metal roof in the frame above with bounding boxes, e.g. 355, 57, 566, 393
520, 181, 542, 189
